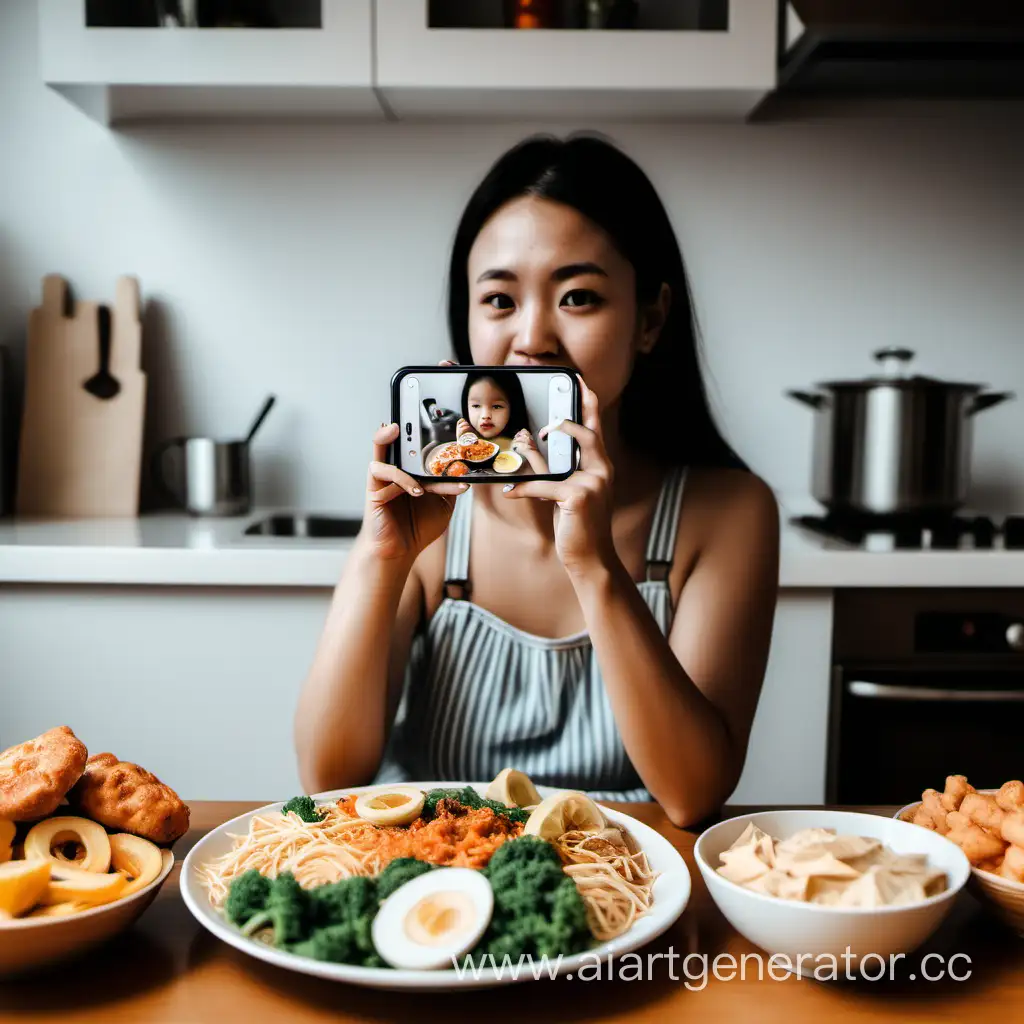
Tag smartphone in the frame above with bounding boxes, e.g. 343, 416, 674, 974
391, 365, 580, 482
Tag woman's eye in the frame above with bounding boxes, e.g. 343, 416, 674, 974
561, 289, 602, 309
483, 292, 515, 311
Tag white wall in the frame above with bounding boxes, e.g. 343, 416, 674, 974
2, 0, 1023, 515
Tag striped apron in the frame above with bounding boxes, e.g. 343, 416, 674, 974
374, 467, 688, 801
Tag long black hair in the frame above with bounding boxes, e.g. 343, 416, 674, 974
460, 371, 530, 438
447, 133, 746, 471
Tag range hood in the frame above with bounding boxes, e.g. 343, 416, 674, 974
778, 0, 1024, 99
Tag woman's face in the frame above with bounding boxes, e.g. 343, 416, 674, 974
466, 196, 665, 414
466, 378, 510, 439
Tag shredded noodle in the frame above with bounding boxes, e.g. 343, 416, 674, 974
554, 827, 657, 942
196, 806, 386, 907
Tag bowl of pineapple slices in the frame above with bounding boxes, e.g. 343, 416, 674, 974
0, 727, 183, 977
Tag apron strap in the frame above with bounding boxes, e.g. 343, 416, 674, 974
644, 467, 688, 582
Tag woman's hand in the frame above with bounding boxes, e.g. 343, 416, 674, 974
502, 376, 616, 576
362, 422, 467, 564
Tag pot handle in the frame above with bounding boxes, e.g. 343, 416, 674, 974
786, 390, 828, 410
970, 391, 1014, 415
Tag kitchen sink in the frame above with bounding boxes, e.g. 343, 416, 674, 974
244, 514, 361, 539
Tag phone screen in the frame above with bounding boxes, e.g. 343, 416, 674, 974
392, 366, 579, 482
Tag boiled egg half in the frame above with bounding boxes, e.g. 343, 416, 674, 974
353, 787, 425, 827
371, 867, 493, 970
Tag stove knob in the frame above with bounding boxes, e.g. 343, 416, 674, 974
973, 517, 996, 549
1004, 517, 1024, 550
1007, 623, 1024, 651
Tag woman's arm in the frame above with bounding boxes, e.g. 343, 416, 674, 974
294, 421, 465, 792
294, 543, 423, 792
503, 377, 779, 827
573, 472, 779, 827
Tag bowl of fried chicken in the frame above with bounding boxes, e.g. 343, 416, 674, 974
0, 726, 188, 976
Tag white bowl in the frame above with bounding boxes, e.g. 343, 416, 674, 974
492, 450, 524, 474
695, 810, 970, 969
0, 850, 175, 978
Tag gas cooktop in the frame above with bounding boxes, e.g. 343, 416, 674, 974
792, 513, 1024, 552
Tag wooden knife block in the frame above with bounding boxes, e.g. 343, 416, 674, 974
17, 274, 147, 517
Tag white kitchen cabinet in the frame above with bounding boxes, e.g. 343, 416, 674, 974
728, 589, 834, 806
38, 0, 381, 125
0, 584, 329, 800
1, 580, 833, 806
375, 0, 777, 120
39, 1, 777, 126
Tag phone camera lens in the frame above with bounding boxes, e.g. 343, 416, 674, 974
405, 422, 412, 437
557, 380, 570, 393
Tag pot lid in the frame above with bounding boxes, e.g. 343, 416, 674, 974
817, 348, 986, 392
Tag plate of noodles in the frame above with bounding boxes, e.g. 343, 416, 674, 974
180, 773, 690, 990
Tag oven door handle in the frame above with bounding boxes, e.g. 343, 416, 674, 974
847, 680, 1024, 702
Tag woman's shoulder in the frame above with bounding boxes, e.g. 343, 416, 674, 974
684, 466, 778, 521
676, 466, 779, 558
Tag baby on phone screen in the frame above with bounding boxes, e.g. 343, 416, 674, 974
457, 372, 548, 475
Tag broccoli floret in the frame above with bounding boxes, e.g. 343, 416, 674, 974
485, 834, 564, 873
225, 869, 271, 927
235, 872, 314, 944
230, 871, 384, 963
474, 838, 592, 960
375, 857, 436, 902
290, 922, 356, 963
267, 872, 315, 945
290, 920, 386, 969
547, 876, 591, 953
310, 875, 379, 958
421, 787, 530, 824
281, 795, 324, 823
312, 875, 377, 923
484, 882, 589, 960
479, 911, 550, 961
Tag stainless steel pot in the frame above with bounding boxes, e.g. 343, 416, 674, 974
151, 437, 251, 516
788, 348, 1013, 516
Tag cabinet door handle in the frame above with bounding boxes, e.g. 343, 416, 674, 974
847, 680, 1024, 703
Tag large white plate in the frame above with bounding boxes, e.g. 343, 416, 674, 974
181, 782, 690, 990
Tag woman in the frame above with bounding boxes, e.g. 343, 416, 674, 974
296, 134, 779, 827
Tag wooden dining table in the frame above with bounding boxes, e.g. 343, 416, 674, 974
1, 800, 1022, 1023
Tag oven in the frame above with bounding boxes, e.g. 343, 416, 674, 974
827, 590, 1024, 805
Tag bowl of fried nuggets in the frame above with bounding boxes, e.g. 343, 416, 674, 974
897, 776, 1024, 934
0, 726, 188, 976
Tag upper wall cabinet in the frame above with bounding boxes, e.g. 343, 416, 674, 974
38, 0, 381, 125
39, 1, 778, 126
375, 0, 777, 120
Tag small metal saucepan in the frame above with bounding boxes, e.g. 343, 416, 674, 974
787, 348, 1013, 517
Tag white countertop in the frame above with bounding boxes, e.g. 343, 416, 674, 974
1, 504, 1023, 589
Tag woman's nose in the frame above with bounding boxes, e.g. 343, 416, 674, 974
513, 308, 560, 358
